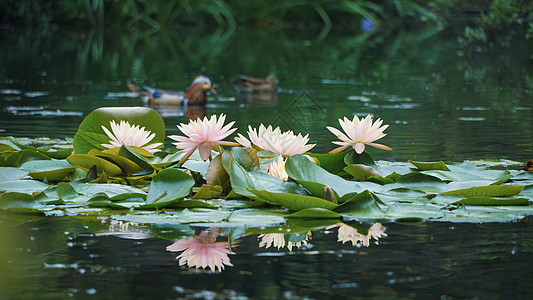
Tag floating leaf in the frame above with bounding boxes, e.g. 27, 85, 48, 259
94, 149, 143, 176
0, 192, 49, 214
453, 197, 529, 206
228, 160, 308, 201
21, 159, 76, 181
56, 182, 79, 201
306, 151, 348, 174
285, 155, 363, 197
335, 190, 385, 220
441, 185, 524, 197
286, 208, 342, 219
166, 200, 217, 209
344, 164, 380, 180
249, 189, 339, 211
344, 151, 376, 167
117, 145, 154, 175
409, 160, 450, 171
67, 154, 122, 176
145, 168, 195, 205
227, 208, 287, 226
0, 179, 50, 193
73, 107, 165, 154
0, 167, 29, 181
111, 209, 231, 224
194, 184, 223, 200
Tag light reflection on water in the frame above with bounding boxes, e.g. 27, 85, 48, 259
1, 216, 533, 299
1, 26, 532, 162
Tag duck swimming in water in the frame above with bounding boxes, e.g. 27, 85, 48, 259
128, 75, 216, 106
232, 75, 278, 93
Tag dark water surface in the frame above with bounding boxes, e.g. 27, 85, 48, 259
1, 24, 533, 299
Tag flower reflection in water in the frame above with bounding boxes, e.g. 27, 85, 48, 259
258, 232, 312, 251
329, 223, 387, 247
166, 229, 236, 272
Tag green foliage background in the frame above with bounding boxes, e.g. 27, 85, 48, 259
1, 0, 532, 42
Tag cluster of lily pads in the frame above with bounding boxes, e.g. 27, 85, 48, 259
1, 106, 533, 229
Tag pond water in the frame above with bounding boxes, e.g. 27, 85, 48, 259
1, 23, 533, 299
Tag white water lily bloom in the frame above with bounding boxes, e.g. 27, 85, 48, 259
327, 115, 392, 154
268, 156, 288, 180
258, 232, 311, 251
101, 120, 162, 154
332, 223, 387, 247
235, 124, 315, 157
168, 114, 239, 163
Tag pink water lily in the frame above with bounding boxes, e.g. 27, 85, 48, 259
166, 230, 236, 272
168, 114, 239, 164
101, 120, 162, 154
235, 124, 315, 157
327, 115, 392, 154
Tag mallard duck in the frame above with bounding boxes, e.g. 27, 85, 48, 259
232, 75, 278, 93
525, 160, 533, 171
127, 75, 216, 106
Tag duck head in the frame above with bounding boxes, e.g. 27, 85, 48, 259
185, 75, 216, 106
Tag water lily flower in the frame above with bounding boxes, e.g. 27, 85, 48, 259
329, 223, 387, 247
166, 230, 236, 272
235, 124, 315, 157
168, 114, 239, 164
101, 120, 163, 154
268, 156, 289, 181
327, 115, 392, 154
258, 232, 311, 251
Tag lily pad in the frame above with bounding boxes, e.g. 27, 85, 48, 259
285, 155, 363, 197
0, 167, 29, 181
67, 154, 123, 176
73, 107, 165, 154
21, 159, 76, 181
0, 192, 50, 214
145, 168, 195, 205
286, 208, 342, 219
249, 189, 339, 211
441, 185, 524, 197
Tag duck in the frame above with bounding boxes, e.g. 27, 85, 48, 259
525, 160, 533, 171
127, 75, 216, 106
232, 75, 278, 93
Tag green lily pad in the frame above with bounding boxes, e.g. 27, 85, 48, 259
20, 159, 76, 181
0, 192, 50, 214
285, 155, 363, 197
306, 151, 349, 174
453, 196, 530, 206
344, 151, 376, 167
94, 149, 143, 176
249, 189, 339, 211
111, 209, 231, 224
344, 164, 380, 180
335, 190, 385, 220
67, 154, 123, 176
227, 208, 287, 226
0, 167, 29, 181
409, 160, 450, 171
145, 168, 195, 205
228, 159, 308, 201
286, 208, 342, 219
441, 185, 524, 197
73, 107, 165, 154
194, 184, 223, 200
0, 179, 50, 193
